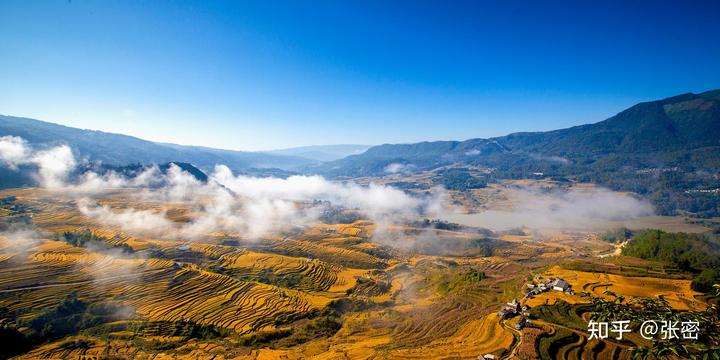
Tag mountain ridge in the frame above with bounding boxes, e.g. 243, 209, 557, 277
313, 89, 720, 177
313, 89, 720, 217
2, 89, 719, 216
263, 144, 372, 162
0, 115, 315, 173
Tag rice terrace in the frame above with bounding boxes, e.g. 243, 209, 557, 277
1, 161, 719, 359
2, 1, 720, 359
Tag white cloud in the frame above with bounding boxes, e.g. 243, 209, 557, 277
77, 198, 175, 237
441, 185, 654, 231
76, 164, 447, 241
383, 163, 407, 174
0, 136, 30, 168
0, 136, 75, 187
528, 153, 570, 164
4, 136, 450, 241
0, 228, 42, 254
30, 145, 76, 187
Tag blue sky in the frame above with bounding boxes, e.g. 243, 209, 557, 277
1, 1, 719, 151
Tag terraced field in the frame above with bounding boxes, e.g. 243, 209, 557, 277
386, 313, 514, 359
1, 187, 716, 359
0, 247, 324, 334
524, 263, 711, 359
542, 265, 706, 311
272, 239, 387, 270
216, 250, 353, 292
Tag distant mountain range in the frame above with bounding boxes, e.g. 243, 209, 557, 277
311, 89, 720, 217
2, 89, 719, 216
263, 144, 371, 162
0, 116, 317, 173
315, 90, 720, 177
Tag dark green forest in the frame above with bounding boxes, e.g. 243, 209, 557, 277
622, 229, 720, 292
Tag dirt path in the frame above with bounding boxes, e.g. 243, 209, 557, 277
499, 318, 523, 359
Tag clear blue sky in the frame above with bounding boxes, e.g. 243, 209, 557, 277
1, 0, 719, 151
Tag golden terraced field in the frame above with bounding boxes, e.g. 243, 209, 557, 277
0, 187, 715, 359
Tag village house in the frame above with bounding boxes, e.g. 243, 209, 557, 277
524, 277, 574, 297
550, 278, 570, 292
498, 299, 520, 319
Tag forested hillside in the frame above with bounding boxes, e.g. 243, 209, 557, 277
314, 90, 720, 217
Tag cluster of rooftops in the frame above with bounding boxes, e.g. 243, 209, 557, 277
497, 298, 524, 319
495, 275, 576, 337
525, 275, 574, 297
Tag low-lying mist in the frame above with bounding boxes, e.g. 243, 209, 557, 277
1, 136, 448, 241
441, 185, 654, 231
1, 135, 659, 240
